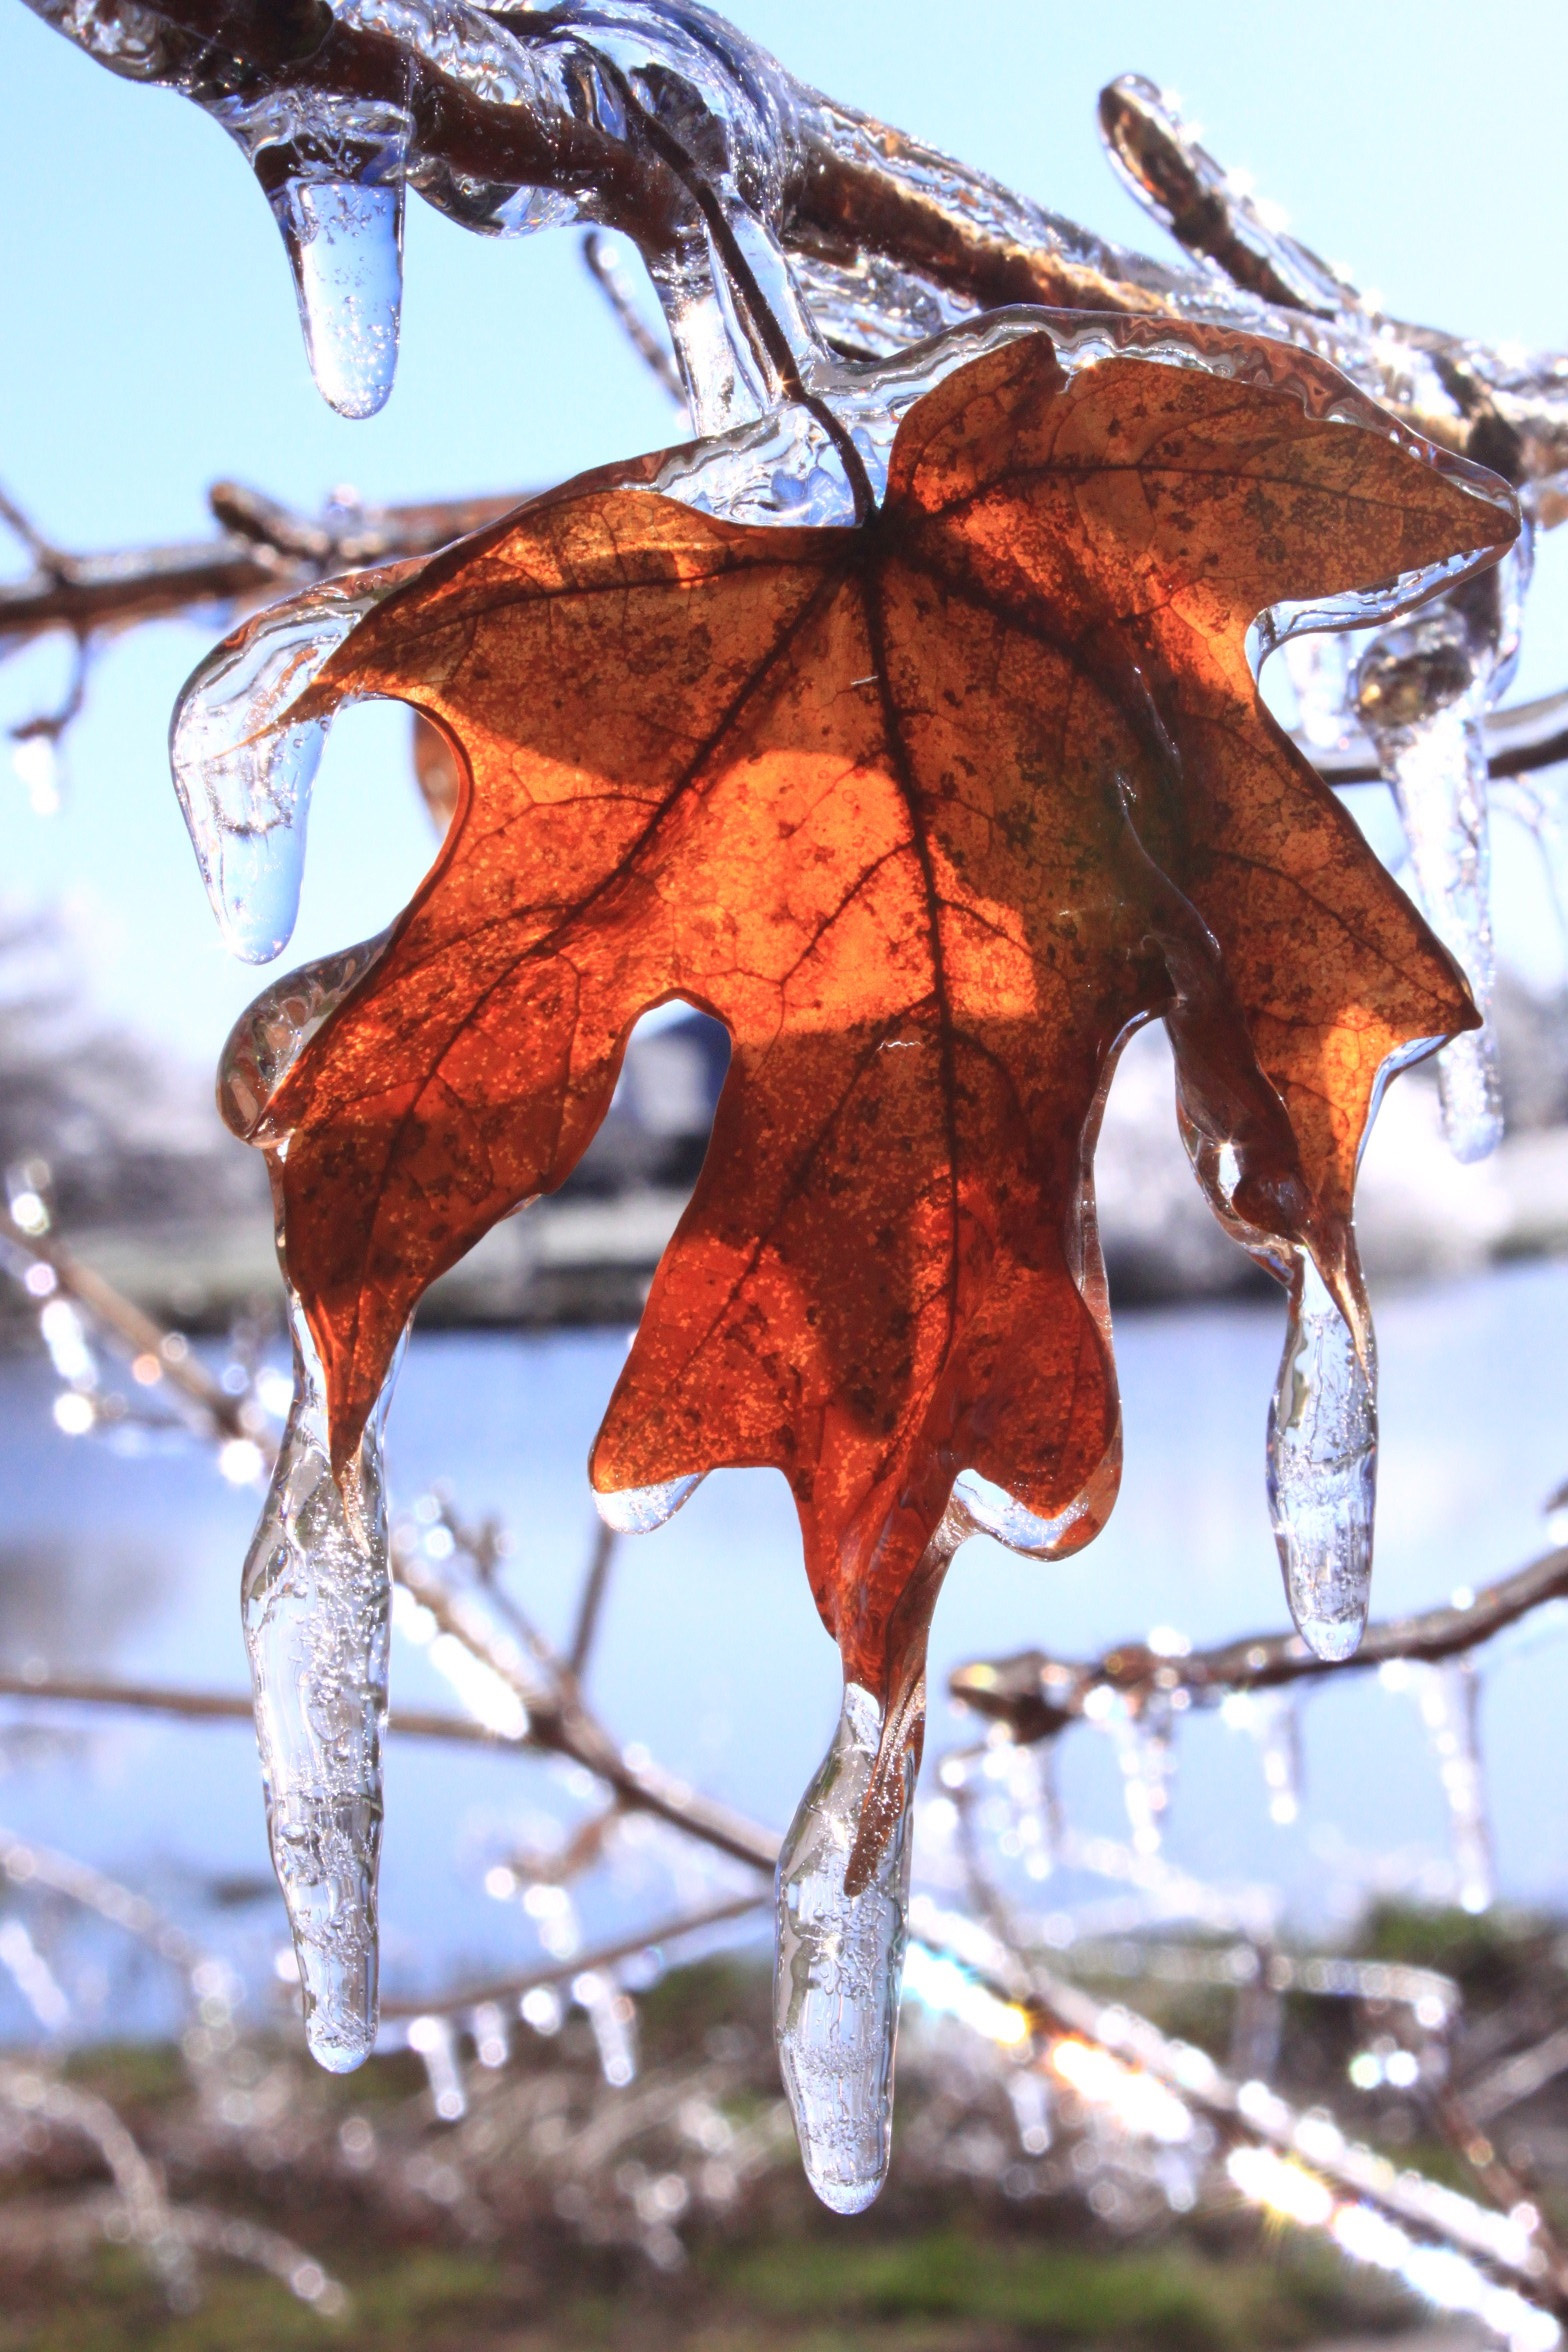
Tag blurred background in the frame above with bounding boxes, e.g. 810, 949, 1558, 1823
4, 3, 1568, 2345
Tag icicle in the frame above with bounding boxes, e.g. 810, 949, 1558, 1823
774, 1682, 912, 2214
1253, 1690, 1302, 1827
171, 564, 417, 963
214, 93, 412, 419
1415, 1657, 1493, 1914
1268, 1252, 1375, 1663
242, 1287, 402, 2073
573, 1969, 639, 2087
1370, 696, 1499, 1159
1355, 541, 1533, 1164
1108, 1695, 1176, 1857
407, 2013, 467, 2120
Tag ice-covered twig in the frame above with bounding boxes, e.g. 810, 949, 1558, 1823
0, 2064, 196, 2305
950, 1537, 1568, 1744
0, 1204, 264, 1448
566, 1519, 619, 1682
27, 0, 1568, 484
582, 231, 684, 403
0, 1668, 519, 1747
910, 1898, 1568, 2320
378, 1892, 767, 2019
393, 1541, 778, 1874
0, 484, 520, 651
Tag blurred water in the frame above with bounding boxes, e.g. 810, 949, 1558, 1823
0, 1258, 1566, 2040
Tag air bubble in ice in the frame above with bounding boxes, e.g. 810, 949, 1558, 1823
774, 1681, 910, 2214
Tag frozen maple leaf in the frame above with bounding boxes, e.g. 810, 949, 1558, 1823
248, 325, 1511, 1742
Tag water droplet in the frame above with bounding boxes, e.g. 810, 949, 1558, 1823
952, 1467, 1093, 1556
218, 931, 395, 1142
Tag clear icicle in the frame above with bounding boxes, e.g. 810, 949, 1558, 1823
1371, 697, 1500, 1160
1252, 1690, 1302, 1826
242, 1287, 402, 2073
573, 1969, 639, 2087
170, 564, 418, 963
1416, 1657, 1493, 1914
215, 92, 412, 419
1268, 1252, 1376, 1663
1109, 1694, 1176, 1856
407, 2013, 467, 2120
775, 1682, 912, 2214
1355, 541, 1533, 1164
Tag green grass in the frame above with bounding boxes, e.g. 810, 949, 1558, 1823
714, 2231, 1375, 2350
0, 2226, 1412, 2352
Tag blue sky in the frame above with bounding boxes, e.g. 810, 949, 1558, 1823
3, 0, 1567, 1065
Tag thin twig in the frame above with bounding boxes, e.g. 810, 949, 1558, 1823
567, 1518, 618, 1682
0, 487, 521, 651
0, 1670, 518, 1749
394, 1545, 779, 1875
2, 1209, 259, 1444
951, 1541, 1568, 1743
379, 1892, 767, 2019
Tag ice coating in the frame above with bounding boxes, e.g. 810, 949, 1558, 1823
593, 1473, 704, 1534
1355, 537, 1533, 1163
215, 93, 412, 420
243, 1287, 401, 2072
1416, 1658, 1493, 1914
1363, 691, 1500, 1160
219, 953, 404, 2073
217, 933, 397, 1144
101, 0, 1527, 2189
170, 563, 419, 964
1267, 1252, 1376, 1664
952, 1467, 1098, 1559
775, 1681, 912, 2214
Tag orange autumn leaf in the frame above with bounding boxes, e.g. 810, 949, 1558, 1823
253, 326, 1511, 1714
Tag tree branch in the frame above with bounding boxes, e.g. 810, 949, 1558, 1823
0, 485, 521, 650
0, 1668, 518, 1749
950, 1541, 1568, 1743
378, 1892, 767, 2020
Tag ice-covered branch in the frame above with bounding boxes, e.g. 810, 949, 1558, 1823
26, 1, 1568, 480
949, 1537, 1568, 1743
378, 1892, 767, 2019
0, 1666, 520, 1746
911, 1897, 1568, 2325
0, 482, 520, 651
392, 1540, 779, 1873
